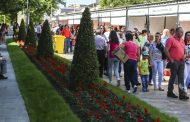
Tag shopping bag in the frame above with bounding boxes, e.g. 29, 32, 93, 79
113, 47, 128, 63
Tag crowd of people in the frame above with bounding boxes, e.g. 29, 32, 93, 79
10, 21, 190, 100
93, 25, 190, 101
52, 24, 79, 54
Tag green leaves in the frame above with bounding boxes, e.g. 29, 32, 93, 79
25, 20, 37, 47
99, 0, 165, 8
37, 20, 54, 57
70, 8, 99, 89
0, 0, 65, 22
18, 19, 26, 41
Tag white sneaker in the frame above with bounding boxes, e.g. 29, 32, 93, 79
127, 90, 131, 94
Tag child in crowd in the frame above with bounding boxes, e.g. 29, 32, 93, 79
138, 51, 150, 92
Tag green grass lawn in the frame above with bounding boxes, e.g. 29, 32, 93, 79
7, 39, 80, 122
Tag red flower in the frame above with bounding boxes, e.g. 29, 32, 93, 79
111, 99, 115, 105
101, 100, 107, 110
155, 117, 160, 122
111, 109, 115, 114
89, 84, 96, 89
131, 110, 135, 116
98, 90, 101, 94
103, 82, 108, 87
110, 89, 113, 93
96, 112, 101, 119
78, 81, 84, 87
95, 99, 99, 103
144, 108, 149, 115
103, 92, 107, 98
118, 101, 123, 106
137, 116, 143, 122
87, 111, 92, 117
125, 108, 129, 113
102, 103, 107, 110
136, 104, 141, 109
74, 92, 79, 97
128, 102, 131, 109
122, 95, 125, 99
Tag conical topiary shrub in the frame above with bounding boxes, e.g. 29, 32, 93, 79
37, 20, 54, 57
18, 19, 26, 41
25, 19, 37, 47
70, 7, 99, 89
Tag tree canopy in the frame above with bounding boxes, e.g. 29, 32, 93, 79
99, 0, 167, 8
0, 0, 65, 23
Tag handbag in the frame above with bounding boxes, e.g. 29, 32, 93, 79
112, 47, 128, 63
156, 43, 167, 60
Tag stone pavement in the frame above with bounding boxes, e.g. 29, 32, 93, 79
60, 52, 190, 122
0, 42, 29, 122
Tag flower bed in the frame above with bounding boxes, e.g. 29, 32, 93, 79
22, 45, 160, 122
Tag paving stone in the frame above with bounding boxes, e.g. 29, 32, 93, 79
0, 41, 29, 122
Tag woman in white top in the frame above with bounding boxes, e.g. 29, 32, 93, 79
149, 32, 164, 91
184, 31, 190, 92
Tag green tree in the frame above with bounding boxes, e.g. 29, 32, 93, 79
25, 19, 37, 47
99, 0, 165, 8
18, 19, 26, 41
0, 0, 24, 23
37, 20, 54, 57
70, 7, 99, 89
0, 0, 66, 23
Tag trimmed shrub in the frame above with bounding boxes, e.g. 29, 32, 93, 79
37, 20, 54, 57
70, 7, 99, 89
25, 20, 37, 47
18, 19, 26, 41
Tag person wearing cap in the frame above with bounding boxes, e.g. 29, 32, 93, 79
138, 51, 150, 92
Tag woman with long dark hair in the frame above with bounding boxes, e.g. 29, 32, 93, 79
184, 31, 190, 92
108, 30, 120, 86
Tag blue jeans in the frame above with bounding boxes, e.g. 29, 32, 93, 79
64, 38, 70, 53
124, 59, 138, 90
152, 60, 163, 89
108, 58, 120, 82
184, 63, 190, 91
118, 61, 122, 76
141, 75, 149, 92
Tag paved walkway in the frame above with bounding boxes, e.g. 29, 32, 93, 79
60, 52, 190, 122
0, 42, 29, 122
